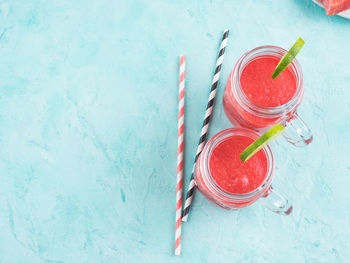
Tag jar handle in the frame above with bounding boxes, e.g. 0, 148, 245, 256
259, 186, 293, 215
282, 112, 313, 147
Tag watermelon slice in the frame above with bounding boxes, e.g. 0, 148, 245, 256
322, 0, 350, 15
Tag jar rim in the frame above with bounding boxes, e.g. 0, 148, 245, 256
230, 45, 304, 118
199, 128, 275, 201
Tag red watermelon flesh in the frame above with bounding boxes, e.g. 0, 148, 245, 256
322, 0, 350, 15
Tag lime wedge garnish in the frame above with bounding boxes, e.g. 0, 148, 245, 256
240, 124, 285, 162
271, 38, 305, 79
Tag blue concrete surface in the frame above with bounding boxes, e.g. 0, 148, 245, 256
0, 0, 349, 262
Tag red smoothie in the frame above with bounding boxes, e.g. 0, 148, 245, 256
240, 57, 296, 107
209, 135, 267, 194
223, 53, 300, 129
194, 128, 275, 209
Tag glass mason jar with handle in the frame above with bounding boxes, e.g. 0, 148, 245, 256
194, 128, 292, 215
223, 46, 312, 147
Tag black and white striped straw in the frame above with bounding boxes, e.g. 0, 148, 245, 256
182, 29, 229, 222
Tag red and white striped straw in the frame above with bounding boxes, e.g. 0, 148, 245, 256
175, 55, 185, 256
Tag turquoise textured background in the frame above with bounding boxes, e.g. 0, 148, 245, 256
0, 0, 349, 262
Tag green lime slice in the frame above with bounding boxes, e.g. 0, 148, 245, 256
271, 38, 305, 79
240, 124, 285, 162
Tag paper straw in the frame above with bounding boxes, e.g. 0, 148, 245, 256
175, 55, 185, 255
182, 30, 229, 222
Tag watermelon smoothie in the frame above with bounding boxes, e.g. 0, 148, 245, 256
209, 134, 267, 195
223, 46, 312, 146
194, 128, 292, 214
240, 57, 296, 108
